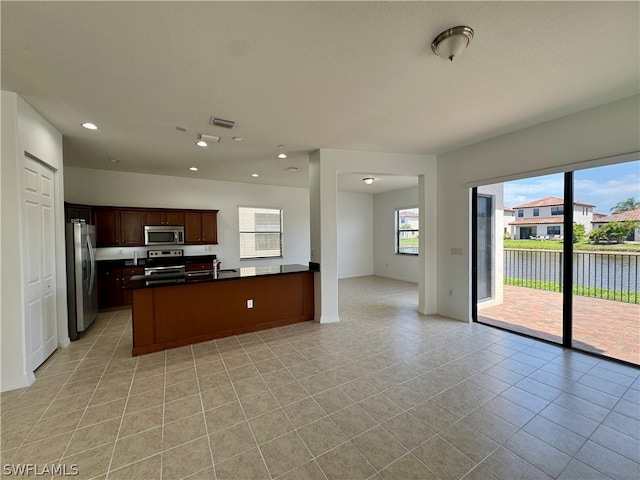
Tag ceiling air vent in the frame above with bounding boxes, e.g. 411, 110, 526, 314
209, 117, 235, 129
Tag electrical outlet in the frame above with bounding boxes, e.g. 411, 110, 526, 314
247, 299, 253, 309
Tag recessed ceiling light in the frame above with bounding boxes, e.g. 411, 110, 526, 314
278, 153, 287, 159
107, 158, 120, 163
363, 177, 375, 185
232, 136, 243, 142
285, 166, 298, 172
189, 167, 198, 171
251, 173, 259, 178
175, 126, 188, 132
196, 140, 208, 147
82, 122, 98, 130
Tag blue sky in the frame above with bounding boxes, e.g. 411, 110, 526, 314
503, 160, 640, 213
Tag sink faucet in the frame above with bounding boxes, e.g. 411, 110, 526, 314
212, 258, 220, 279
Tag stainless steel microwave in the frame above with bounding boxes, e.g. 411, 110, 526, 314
144, 225, 185, 246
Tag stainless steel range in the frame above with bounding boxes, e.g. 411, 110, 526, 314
144, 249, 185, 279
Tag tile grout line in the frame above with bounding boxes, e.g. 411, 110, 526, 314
193, 342, 218, 480
104, 311, 140, 478
217, 339, 273, 479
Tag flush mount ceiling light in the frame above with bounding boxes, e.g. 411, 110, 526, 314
278, 153, 287, 159
82, 122, 98, 130
189, 167, 198, 171
107, 158, 120, 163
251, 173, 259, 178
285, 166, 298, 172
196, 140, 208, 147
363, 177, 375, 185
232, 136, 243, 142
431, 26, 474, 61
175, 126, 188, 132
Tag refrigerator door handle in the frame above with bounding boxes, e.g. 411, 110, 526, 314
87, 234, 96, 295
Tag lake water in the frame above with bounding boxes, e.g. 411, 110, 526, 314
503, 249, 639, 295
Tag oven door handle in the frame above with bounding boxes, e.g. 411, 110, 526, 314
145, 265, 186, 276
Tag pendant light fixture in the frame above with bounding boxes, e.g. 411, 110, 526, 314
431, 26, 474, 61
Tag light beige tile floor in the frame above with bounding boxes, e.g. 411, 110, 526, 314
1, 276, 638, 479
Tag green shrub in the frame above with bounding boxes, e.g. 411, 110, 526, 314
573, 223, 585, 243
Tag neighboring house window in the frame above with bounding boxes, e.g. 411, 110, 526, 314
547, 226, 561, 235
533, 208, 539, 217
551, 206, 564, 215
518, 210, 524, 217
396, 207, 419, 255
239, 206, 283, 259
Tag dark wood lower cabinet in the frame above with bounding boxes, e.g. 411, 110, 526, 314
98, 264, 123, 309
98, 264, 144, 309
131, 272, 314, 355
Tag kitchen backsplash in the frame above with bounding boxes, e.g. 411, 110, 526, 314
96, 245, 218, 261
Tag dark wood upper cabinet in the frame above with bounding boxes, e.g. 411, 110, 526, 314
184, 212, 202, 244
94, 207, 144, 246
165, 210, 185, 226
65, 202, 93, 224
184, 210, 218, 245
144, 210, 185, 226
81, 205, 217, 247
143, 210, 164, 225
94, 208, 119, 247
201, 212, 218, 244
119, 210, 144, 246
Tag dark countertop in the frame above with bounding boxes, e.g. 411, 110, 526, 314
124, 264, 317, 289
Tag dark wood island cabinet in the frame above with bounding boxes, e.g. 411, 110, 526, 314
126, 265, 315, 355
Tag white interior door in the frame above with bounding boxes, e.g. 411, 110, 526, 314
23, 155, 57, 371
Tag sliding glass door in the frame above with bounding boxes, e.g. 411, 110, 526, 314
473, 159, 639, 365
572, 162, 640, 365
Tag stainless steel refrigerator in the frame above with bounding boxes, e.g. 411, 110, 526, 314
66, 222, 98, 340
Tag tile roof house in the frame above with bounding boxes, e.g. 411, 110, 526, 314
592, 207, 640, 241
508, 196, 596, 239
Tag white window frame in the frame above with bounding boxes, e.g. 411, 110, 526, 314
395, 206, 419, 255
238, 206, 283, 259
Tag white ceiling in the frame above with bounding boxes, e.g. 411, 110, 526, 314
2, 2, 638, 194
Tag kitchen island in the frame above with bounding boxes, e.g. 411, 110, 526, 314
125, 264, 315, 355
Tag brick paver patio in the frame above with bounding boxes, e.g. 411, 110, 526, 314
479, 285, 639, 365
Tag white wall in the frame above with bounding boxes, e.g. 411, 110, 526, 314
337, 192, 373, 279
63, 168, 310, 269
437, 95, 640, 322
1, 91, 66, 391
373, 186, 419, 282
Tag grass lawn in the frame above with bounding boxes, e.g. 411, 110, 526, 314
505, 277, 639, 304
504, 239, 640, 252
400, 237, 419, 246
